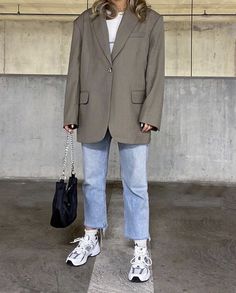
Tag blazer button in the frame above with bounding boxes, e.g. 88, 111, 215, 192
107, 67, 112, 72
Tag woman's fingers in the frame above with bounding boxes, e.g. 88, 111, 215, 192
141, 123, 153, 132
64, 123, 152, 133
64, 125, 74, 133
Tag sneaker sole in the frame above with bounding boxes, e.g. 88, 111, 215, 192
129, 276, 150, 283
66, 250, 101, 267
129, 270, 151, 282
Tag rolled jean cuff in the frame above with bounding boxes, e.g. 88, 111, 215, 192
124, 232, 151, 242
84, 221, 108, 233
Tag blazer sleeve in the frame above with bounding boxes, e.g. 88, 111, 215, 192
139, 15, 165, 132
63, 17, 82, 127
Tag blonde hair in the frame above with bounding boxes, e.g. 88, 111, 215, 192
90, 0, 151, 22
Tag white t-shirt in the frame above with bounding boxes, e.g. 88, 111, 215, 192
106, 11, 124, 53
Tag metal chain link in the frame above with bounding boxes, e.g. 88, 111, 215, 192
70, 131, 75, 175
60, 132, 76, 180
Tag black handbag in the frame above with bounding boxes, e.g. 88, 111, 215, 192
50, 132, 78, 228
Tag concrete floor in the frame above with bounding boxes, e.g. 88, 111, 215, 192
0, 180, 235, 293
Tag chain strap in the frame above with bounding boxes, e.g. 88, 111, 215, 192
60, 132, 76, 180
70, 131, 75, 174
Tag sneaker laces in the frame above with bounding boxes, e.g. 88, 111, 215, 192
130, 246, 152, 268
69, 235, 96, 253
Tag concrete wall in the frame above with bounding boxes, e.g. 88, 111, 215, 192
0, 17, 235, 76
0, 75, 235, 183
1, 21, 71, 75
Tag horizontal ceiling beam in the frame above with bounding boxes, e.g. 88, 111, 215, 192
0, 2, 235, 17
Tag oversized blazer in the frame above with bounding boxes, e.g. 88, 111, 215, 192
63, 6, 165, 144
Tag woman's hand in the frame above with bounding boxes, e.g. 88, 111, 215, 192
141, 123, 155, 132
63, 124, 77, 134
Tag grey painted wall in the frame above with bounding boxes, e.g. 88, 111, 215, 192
0, 76, 235, 183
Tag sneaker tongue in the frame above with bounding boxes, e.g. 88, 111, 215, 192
135, 244, 146, 251
84, 233, 97, 242
84, 234, 90, 240
135, 243, 146, 248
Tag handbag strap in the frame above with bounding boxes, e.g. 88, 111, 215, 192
60, 132, 75, 180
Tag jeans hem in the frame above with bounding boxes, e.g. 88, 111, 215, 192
84, 221, 108, 230
124, 233, 151, 242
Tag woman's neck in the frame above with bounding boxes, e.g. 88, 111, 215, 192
111, 0, 127, 12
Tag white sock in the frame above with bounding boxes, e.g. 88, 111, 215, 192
85, 228, 98, 239
134, 239, 147, 248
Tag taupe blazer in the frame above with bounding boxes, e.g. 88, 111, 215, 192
63, 6, 165, 144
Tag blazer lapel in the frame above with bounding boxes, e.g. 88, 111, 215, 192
111, 8, 139, 62
90, 10, 112, 65
90, 7, 139, 65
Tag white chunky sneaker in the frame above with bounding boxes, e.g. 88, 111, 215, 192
128, 244, 152, 282
66, 232, 100, 266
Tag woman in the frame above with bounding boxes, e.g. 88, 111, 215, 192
63, 0, 165, 283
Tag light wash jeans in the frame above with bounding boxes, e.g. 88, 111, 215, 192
81, 128, 150, 241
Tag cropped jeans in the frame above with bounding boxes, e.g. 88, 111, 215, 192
81, 128, 150, 241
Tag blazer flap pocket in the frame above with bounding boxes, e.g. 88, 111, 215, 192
131, 90, 145, 104
79, 91, 89, 104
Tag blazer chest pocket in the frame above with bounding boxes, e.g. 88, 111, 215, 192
79, 91, 89, 104
131, 90, 145, 104
129, 32, 145, 38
